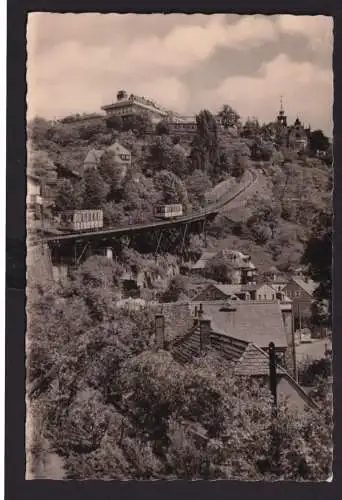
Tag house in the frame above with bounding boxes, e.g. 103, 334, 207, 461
190, 251, 216, 272
190, 249, 257, 285
262, 266, 288, 295
83, 149, 103, 169
190, 300, 295, 373
106, 141, 132, 166
193, 283, 279, 302
155, 308, 315, 412
27, 174, 42, 209
284, 276, 318, 328
154, 298, 295, 377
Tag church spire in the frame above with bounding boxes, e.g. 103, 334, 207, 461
277, 95, 287, 126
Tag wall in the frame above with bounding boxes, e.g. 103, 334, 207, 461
277, 376, 307, 413
284, 282, 312, 319
27, 243, 54, 285
255, 284, 277, 301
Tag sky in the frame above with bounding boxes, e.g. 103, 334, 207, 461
27, 13, 333, 135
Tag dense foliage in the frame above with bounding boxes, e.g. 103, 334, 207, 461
27, 106, 333, 479
27, 263, 333, 480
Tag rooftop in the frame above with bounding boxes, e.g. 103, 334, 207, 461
169, 323, 318, 410
290, 276, 318, 296
191, 300, 289, 348
84, 148, 103, 166
107, 141, 131, 156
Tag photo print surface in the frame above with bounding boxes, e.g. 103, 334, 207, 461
26, 13, 333, 480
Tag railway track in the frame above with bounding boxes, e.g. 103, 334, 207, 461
42, 169, 258, 244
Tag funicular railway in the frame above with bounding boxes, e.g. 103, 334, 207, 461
43, 169, 257, 245
36, 168, 258, 273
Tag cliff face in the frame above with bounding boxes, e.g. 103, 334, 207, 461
27, 243, 54, 286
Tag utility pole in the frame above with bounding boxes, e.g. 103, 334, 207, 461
268, 342, 278, 412
269, 341, 280, 472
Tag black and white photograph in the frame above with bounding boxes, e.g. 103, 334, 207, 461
26, 13, 333, 480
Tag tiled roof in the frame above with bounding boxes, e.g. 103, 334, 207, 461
291, 277, 318, 296
84, 149, 103, 165
212, 284, 242, 296
234, 342, 285, 376
169, 327, 318, 410
107, 141, 131, 156
213, 283, 276, 296
191, 300, 288, 348
191, 251, 216, 270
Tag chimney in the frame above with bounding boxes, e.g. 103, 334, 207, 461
155, 314, 165, 350
198, 304, 211, 352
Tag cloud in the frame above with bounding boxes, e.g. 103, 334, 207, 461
26, 13, 333, 134
193, 54, 333, 133
276, 15, 333, 54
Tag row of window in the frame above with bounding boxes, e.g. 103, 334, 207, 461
119, 154, 131, 161
61, 210, 103, 223
286, 290, 302, 298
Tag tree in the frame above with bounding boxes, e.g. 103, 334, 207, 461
161, 275, 187, 302
242, 117, 261, 139
204, 254, 235, 283
122, 171, 160, 217
246, 197, 281, 243
217, 104, 240, 129
27, 148, 58, 186
185, 169, 212, 209
302, 209, 332, 324
106, 115, 123, 131
309, 130, 330, 154
122, 114, 152, 137
78, 120, 107, 141
156, 120, 170, 135
83, 168, 110, 209
55, 178, 82, 211
99, 149, 128, 197
154, 170, 189, 208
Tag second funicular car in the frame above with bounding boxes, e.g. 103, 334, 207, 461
154, 204, 183, 220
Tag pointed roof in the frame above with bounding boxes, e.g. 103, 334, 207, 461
107, 140, 131, 156
84, 148, 103, 166
291, 276, 318, 296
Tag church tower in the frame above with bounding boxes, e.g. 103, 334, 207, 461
277, 96, 287, 127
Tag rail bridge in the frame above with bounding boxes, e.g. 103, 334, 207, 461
38, 168, 258, 270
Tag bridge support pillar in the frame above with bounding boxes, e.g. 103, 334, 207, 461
155, 230, 164, 258
201, 219, 207, 246
106, 247, 113, 260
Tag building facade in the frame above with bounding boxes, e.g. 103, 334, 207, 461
288, 117, 310, 152
101, 90, 169, 123
283, 276, 318, 328
273, 99, 310, 151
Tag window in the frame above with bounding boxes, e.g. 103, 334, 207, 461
258, 295, 262, 300
296, 291, 301, 297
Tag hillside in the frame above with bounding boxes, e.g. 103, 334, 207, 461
27, 112, 332, 274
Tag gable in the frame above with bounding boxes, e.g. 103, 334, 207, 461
284, 281, 312, 299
